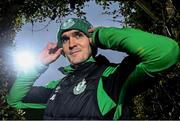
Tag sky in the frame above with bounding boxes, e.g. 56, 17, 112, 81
14, 1, 127, 86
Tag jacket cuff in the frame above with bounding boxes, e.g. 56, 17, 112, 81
34, 60, 49, 74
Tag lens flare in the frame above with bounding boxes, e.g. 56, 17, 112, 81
14, 51, 36, 70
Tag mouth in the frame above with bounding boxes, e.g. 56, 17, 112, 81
70, 50, 80, 56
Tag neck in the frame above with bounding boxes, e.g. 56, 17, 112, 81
71, 56, 95, 69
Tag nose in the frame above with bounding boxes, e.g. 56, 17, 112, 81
69, 37, 77, 49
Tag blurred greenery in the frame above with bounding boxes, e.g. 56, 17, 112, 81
129, 62, 180, 119
0, 0, 179, 119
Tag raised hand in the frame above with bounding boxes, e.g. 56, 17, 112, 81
37, 42, 63, 65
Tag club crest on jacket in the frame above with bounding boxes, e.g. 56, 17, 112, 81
73, 79, 87, 95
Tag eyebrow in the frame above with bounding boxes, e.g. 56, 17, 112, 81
61, 30, 83, 38
72, 31, 83, 36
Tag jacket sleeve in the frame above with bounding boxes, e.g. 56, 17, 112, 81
92, 27, 179, 90
6, 62, 58, 109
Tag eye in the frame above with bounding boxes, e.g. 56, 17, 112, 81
74, 32, 83, 39
61, 36, 69, 44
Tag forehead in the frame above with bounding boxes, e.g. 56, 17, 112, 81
61, 30, 84, 36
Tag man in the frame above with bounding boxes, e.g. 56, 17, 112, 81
7, 18, 179, 119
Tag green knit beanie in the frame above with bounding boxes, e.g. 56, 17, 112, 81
57, 18, 93, 48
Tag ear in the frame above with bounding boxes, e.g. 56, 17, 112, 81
89, 38, 96, 48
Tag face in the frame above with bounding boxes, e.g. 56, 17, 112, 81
61, 30, 92, 65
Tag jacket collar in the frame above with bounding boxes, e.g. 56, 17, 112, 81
58, 55, 110, 75
58, 56, 96, 75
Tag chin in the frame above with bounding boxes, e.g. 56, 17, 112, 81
67, 52, 91, 65
69, 57, 88, 65
70, 59, 85, 65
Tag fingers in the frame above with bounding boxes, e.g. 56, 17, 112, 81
54, 48, 63, 56
49, 46, 59, 54
51, 48, 62, 60
38, 48, 63, 65
47, 42, 57, 50
46, 42, 61, 55
37, 42, 63, 65
88, 28, 95, 33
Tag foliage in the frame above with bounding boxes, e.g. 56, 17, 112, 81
13, 0, 92, 29
0, 81, 25, 120
96, 0, 180, 42
0, 54, 26, 120
129, 62, 180, 119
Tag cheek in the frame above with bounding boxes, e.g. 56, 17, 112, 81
87, 45, 92, 56
82, 44, 92, 56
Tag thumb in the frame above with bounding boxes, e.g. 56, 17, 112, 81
54, 48, 63, 57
